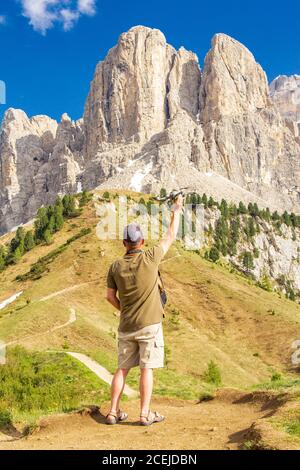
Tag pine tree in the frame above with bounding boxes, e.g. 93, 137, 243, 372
11, 246, 23, 264
208, 196, 215, 208
48, 214, 56, 234
242, 251, 254, 271
272, 210, 280, 221
228, 219, 240, 255
202, 193, 208, 208
24, 231, 35, 252
55, 196, 63, 209
248, 202, 259, 217
62, 195, 76, 217
0, 247, 6, 270
244, 217, 256, 238
214, 216, 229, 254
79, 190, 89, 207
53, 204, 64, 231
238, 201, 247, 214
229, 203, 238, 217
220, 199, 229, 218
10, 227, 25, 252
289, 289, 296, 301
282, 211, 291, 227
43, 229, 52, 245
209, 246, 220, 262
190, 193, 198, 206
35, 207, 49, 241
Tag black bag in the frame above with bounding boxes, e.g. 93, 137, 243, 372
158, 270, 167, 308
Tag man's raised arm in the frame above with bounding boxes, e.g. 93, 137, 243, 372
159, 194, 183, 255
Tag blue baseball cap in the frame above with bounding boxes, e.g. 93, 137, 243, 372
123, 223, 144, 244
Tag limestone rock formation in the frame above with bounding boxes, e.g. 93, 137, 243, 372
202, 206, 300, 294
198, 34, 300, 210
0, 110, 83, 233
85, 29, 300, 213
270, 75, 300, 137
1, 25, 300, 235
200, 34, 271, 121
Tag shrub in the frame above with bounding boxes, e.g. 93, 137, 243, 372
271, 372, 282, 382
203, 360, 222, 386
0, 408, 12, 428
209, 246, 220, 262
257, 273, 273, 292
159, 188, 167, 199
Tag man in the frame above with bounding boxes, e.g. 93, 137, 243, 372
105, 194, 183, 426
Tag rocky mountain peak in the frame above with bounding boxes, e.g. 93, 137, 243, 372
270, 74, 300, 136
1, 26, 300, 234
200, 33, 271, 122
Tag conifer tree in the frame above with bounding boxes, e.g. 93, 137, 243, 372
24, 231, 35, 251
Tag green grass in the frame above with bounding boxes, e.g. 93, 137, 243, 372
0, 346, 110, 428
16, 228, 92, 281
252, 374, 300, 392
284, 416, 300, 438
91, 346, 202, 399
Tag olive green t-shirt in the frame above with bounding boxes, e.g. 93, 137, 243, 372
107, 245, 165, 333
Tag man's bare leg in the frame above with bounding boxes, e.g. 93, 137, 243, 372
140, 368, 153, 420
107, 368, 129, 422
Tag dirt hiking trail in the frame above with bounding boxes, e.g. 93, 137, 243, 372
1, 390, 295, 450
66, 352, 137, 398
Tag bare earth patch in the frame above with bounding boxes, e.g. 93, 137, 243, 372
1, 390, 298, 450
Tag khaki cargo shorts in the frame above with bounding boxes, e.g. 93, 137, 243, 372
118, 322, 164, 369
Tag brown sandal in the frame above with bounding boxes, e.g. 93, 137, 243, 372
105, 410, 128, 425
140, 410, 165, 426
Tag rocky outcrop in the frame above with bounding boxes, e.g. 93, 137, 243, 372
270, 75, 300, 137
201, 205, 300, 295
83, 26, 201, 153
200, 34, 271, 121
1, 26, 300, 234
197, 34, 300, 211
0, 110, 83, 233
86, 29, 300, 213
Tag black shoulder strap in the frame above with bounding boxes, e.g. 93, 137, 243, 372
158, 270, 165, 289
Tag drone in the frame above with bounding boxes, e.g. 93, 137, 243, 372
152, 187, 198, 203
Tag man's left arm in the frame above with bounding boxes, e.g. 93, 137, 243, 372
106, 288, 121, 311
106, 264, 121, 311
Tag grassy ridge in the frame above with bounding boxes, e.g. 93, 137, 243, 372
0, 189, 300, 430
0, 347, 110, 428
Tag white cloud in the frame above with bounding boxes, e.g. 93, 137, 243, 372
19, 0, 97, 34
0, 15, 6, 25
60, 8, 80, 31
77, 0, 96, 16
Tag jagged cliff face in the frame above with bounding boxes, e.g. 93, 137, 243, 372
0, 110, 83, 233
0, 26, 300, 234
270, 75, 300, 137
83, 27, 201, 152
198, 35, 300, 206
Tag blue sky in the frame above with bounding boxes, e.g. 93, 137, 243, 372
0, 0, 299, 123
